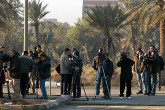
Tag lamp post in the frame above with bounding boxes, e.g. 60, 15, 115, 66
24, 0, 28, 51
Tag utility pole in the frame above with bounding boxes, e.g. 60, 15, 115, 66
24, 0, 28, 51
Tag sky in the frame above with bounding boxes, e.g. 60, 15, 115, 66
21, 0, 83, 25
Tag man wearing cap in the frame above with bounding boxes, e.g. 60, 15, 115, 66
60, 48, 72, 95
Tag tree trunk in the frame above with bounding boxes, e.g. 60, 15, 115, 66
103, 31, 111, 53
34, 23, 39, 45
131, 27, 137, 55
160, 19, 165, 60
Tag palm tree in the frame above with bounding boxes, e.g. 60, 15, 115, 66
124, 0, 165, 59
28, 0, 49, 45
119, 0, 144, 54
86, 5, 127, 53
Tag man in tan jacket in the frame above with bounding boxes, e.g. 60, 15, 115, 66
60, 48, 72, 95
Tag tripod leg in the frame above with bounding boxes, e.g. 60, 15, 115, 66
80, 79, 88, 101
6, 81, 11, 99
102, 66, 111, 99
70, 71, 77, 100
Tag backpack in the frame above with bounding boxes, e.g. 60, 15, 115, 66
159, 56, 164, 70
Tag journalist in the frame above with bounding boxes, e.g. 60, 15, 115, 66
102, 53, 114, 99
9, 50, 20, 99
19, 51, 33, 98
60, 48, 72, 95
92, 48, 104, 95
0, 46, 10, 98
117, 52, 134, 100
133, 48, 147, 95
72, 51, 83, 98
38, 53, 51, 99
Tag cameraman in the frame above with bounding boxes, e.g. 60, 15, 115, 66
72, 51, 83, 98
117, 52, 134, 100
133, 48, 147, 95
102, 53, 114, 99
92, 48, 104, 95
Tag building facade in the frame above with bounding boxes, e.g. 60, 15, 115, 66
83, 0, 119, 15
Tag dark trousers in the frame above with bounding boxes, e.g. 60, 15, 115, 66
20, 73, 29, 96
120, 80, 131, 97
61, 74, 72, 95
73, 71, 81, 97
0, 83, 2, 97
0, 72, 5, 97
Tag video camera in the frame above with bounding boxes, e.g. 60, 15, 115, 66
98, 52, 105, 66
69, 57, 81, 72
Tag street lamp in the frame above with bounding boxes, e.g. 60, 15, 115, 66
24, 0, 28, 51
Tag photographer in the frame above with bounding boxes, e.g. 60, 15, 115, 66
19, 51, 33, 98
92, 48, 104, 95
144, 45, 158, 96
102, 53, 114, 99
38, 53, 51, 99
60, 48, 72, 95
133, 48, 147, 95
9, 50, 20, 99
0, 46, 10, 98
72, 51, 83, 98
117, 52, 134, 100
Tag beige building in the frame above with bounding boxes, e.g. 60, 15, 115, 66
83, 0, 120, 15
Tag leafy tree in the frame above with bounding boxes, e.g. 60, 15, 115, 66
28, 0, 49, 45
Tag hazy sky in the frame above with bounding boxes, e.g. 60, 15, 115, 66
21, 0, 83, 25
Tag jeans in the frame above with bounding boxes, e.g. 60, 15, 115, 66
95, 67, 103, 94
136, 72, 147, 91
102, 75, 111, 97
120, 81, 131, 97
20, 73, 29, 96
40, 79, 48, 99
148, 73, 157, 95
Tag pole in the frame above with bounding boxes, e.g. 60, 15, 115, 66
49, 46, 52, 96
24, 0, 28, 51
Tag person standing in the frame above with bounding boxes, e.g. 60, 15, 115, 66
102, 53, 114, 99
19, 51, 33, 98
72, 51, 83, 98
9, 50, 20, 99
92, 48, 104, 95
146, 45, 158, 96
133, 48, 147, 95
38, 53, 51, 99
60, 48, 72, 95
117, 52, 134, 100
0, 46, 10, 98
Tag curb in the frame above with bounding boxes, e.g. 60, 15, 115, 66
0, 96, 70, 110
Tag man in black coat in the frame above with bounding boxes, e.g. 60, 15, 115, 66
117, 52, 134, 100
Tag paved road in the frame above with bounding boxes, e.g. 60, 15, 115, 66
52, 105, 165, 110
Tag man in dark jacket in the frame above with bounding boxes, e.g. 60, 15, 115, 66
117, 52, 134, 100
38, 53, 51, 99
72, 51, 83, 98
19, 51, 33, 98
9, 50, 20, 99
102, 53, 114, 99
0, 46, 10, 98
146, 45, 158, 96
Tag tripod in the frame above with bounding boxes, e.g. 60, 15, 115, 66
93, 65, 111, 100
71, 69, 88, 101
